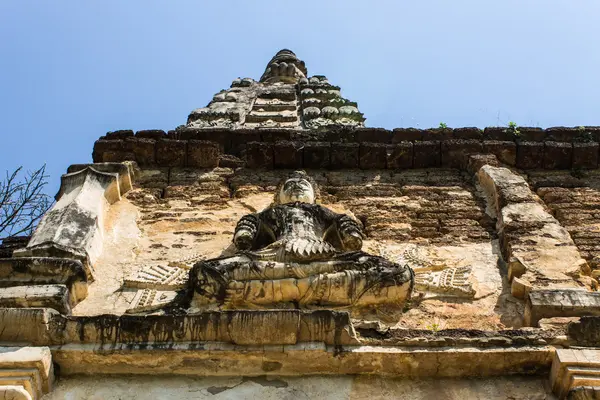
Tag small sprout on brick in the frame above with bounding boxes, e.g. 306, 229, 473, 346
506, 121, 521, 138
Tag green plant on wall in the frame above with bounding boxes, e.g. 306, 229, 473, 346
438, 122, 448, 129
505, 121, 520, 138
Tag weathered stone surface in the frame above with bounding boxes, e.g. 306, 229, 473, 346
156, 139, 186, 167
331, 143, 359, 168
517, 142, 544, 169
568, 386, 600, 400
0, 257, 87, 303
477, 165, 587, 299
359, 142, 387, 169
413, 141, 441, 168
483, 141, 517, 166
186, 140, 220, 168
573, 142, 599, 169
483, 127, 512, 141
355, 128, 391, 143
273, 141, 303, 168
550, 349, 600, 399
0, 284, 71, 314
568, 317, 600, 346
246, 142, 274, 169
303, 142, 330, 169
544, 141, 573, 169
453, 127, 483, 140
0, 236, 29, 258
466, 154, 499, 175
441, 140, 483, 168
392, 128, 422, 141
136, 129, 166, 139
422, 128, 452, 141
546, 126, 578, 142
43, 375, 552, 400
525, 289, 600, 326
518, 127, 545, 142
0, 346, 54, 400
477, 165, 537, 210
47, 344, 552, 378
229, 130, 261, 155
126, 137, 156, 165
386, 142, 413, 169
92, 139, 135, 163
105, 129, 134, 139
14, 163, 135, 278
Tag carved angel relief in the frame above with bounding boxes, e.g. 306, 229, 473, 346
398, 245, 475, 298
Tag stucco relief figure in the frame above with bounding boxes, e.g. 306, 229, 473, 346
189, 171, 414, 308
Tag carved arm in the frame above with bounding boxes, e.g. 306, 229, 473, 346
233, 213, 260, 250
336, 214, 364, 251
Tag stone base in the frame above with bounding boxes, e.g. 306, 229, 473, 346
0, 347, 54, 400
550, 349, 600, 399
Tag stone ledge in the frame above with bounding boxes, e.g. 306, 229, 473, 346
0, 285, 71, 315
93, 136, 600, 170
0, 347, 54, 400
525, 289, 600, 327
94, 126, 600, 168
0, 308, 568, 349
550, 349, 600, 399
51, 343, 552, 378
0, 258, 88, 304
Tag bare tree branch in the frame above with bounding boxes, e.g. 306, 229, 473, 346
0, 165, 53, 239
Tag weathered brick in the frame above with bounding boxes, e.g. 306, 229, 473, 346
327, 126, 356, 143
126, 137, 156, 165
303, 142, 330, 169
187, 140, 220, 168
517, 142, 544, 169
422, 128, 452, 141
392, 128, 422, 142
413, 141, 441, 168
518, 127, 545, 142
92, 139, 131, 163
274, 141, 303, 169
355, 128, 391, 143
453, 127, 483, 140
483, 127, 512, 141
442, 140, 483, 168
545, 126, 578, 142
194, 129, 231, 151
386, 142, 413, 169
573, 142, 599, 169
156, 139, 186, 167
136, 129, 166, 139
230, 130, 261, 156
246, 142, 273, 169
360, 143, 387, 169
261, 129, 292, 142
483, 140, 517, 166
544, 141, 572, 169
105, 129, 134, 139
331, 143, 359, 168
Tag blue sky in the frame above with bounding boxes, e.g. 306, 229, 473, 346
1, 1, 599, 195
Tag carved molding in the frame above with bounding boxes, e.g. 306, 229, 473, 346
550, 349, 600, 399
0, 347, 54, 400
14, 162, 136, 279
